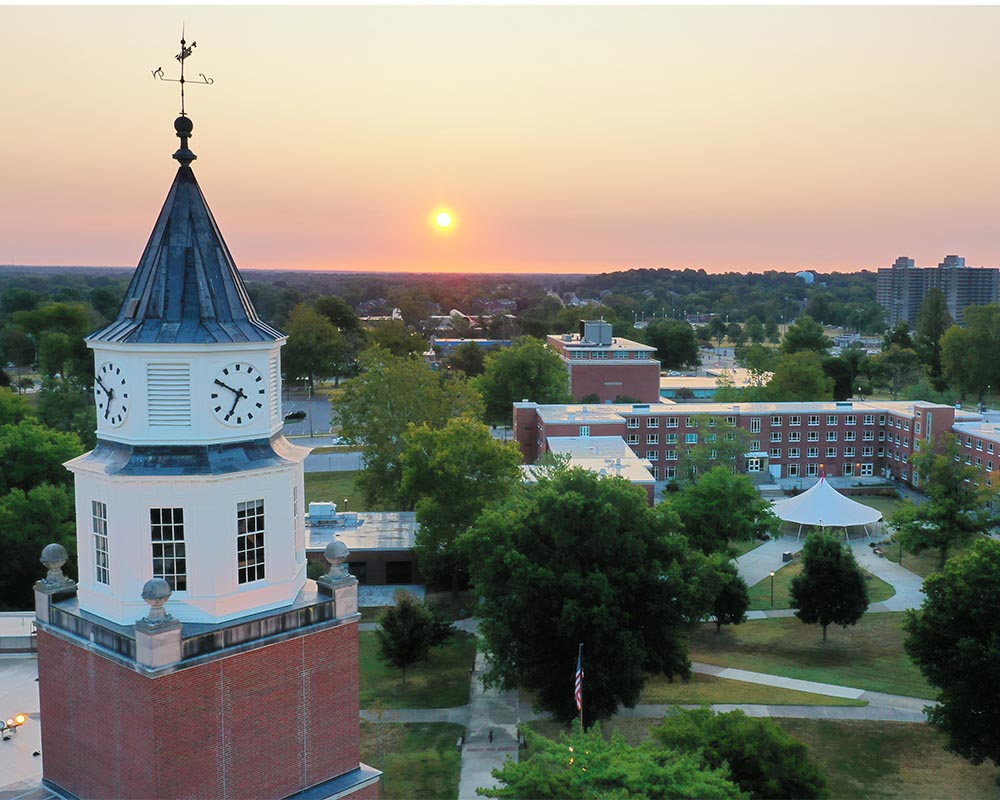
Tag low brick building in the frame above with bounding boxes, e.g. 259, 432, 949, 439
548, 320, 661, 403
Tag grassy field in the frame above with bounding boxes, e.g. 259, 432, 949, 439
638, 671, 866, 706
360, 722, 464, 800
689, 613, 935, 699
359, 630, 477, 709
776, 719, 1000, 799
304, 470, 364, 509
747, 562, 895, 611
526, 718, 1000, 799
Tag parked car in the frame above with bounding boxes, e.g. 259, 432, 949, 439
283, 410, 306, 422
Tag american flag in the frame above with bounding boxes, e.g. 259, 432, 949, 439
574, 644, 584, 713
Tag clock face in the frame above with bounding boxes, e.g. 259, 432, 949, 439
211, 362, 266, 426
95, 361, 129, 427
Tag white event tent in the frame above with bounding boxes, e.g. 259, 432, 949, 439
770, 475, 883, 542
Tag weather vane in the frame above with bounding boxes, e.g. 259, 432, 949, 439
151, 27, 214, 116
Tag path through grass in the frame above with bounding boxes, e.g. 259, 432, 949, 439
689, 613, 934, 699
748, 562, 895, 611
639, 671, 866, 706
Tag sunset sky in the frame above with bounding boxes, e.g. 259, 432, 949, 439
5, 5, 1000, 275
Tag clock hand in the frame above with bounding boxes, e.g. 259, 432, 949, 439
96, 375, 112, 395
214, 378, 241, 394
226, 388, 248, 419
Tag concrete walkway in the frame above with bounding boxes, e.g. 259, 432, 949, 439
736, 534, 927, 614
457, 648, 519, 800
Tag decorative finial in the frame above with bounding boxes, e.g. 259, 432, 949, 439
139, 578, 175, 626
39, 543, 72, 587
324, 540, 351, 581
152, 29, 214, 165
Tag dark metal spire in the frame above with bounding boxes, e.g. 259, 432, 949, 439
151, 29, 214, 165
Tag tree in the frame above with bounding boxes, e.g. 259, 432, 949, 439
643, 319, 699, 370
36, 376, 97, 449
366, 319, 425, 358
674, 417, 754, 482
282, 304, 343, 388
480, 722, 742, 800
890, 434, 998, 568
822, 354, 856, 401
462, 468, 710, 725
870, 345, 920, 400
0, 389, 32, 426
914, 289, 953, 388
765, 351, 833, 401
744, 315, 765, 344
474, 337, 571, 426
0, 325, 36, 391
0, 423, 82, 494
883, 321, 914, 350
941, 304, 1000, 399
904, 538, 1000, 768
708, 316, 728, 348
444, 341, 486, 378
400, 418, 522, 596
710, 560, 751, 634
789, 532, 869, 642
726, 322, 745, 347
669, 467, 780, 555
336, 347, 483, 508
376, 591, 434, 684
0, 484, 76, 609
780, 316, 830, 356
313, 295, 365, 385
653, 707, 829, 799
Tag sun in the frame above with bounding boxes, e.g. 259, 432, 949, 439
430, 207, 458, 234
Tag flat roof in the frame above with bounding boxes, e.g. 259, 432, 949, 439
536, 435, 655, 484
307, 512, 417, 552
530, 399, 972, 423
546, 436, 636, 459
547, 333, 656, 352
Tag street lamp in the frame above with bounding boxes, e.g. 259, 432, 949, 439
769, 571, 776, 608
343, 497, 349, 513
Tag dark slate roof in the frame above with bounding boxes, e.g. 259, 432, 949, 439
89, 163, 284, 344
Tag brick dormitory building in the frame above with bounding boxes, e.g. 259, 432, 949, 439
514, 398, 1000, 502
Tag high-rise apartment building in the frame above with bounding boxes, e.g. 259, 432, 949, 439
877, 255, 999, 328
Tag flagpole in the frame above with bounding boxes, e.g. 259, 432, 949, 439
576, 642, 584, 728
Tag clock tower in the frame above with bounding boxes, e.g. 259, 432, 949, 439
32, 89, 380, 799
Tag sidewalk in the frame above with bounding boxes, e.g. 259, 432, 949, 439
457, 649, 519, 800
736, 534, 926, 614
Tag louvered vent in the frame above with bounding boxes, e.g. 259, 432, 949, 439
270, 353, 280, 420
147, 364, 191, 426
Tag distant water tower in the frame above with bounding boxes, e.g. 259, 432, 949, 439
796, 271, 815, 285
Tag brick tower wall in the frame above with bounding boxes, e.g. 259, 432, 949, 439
38, 623, 361, 800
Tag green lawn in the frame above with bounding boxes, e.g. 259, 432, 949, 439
639, 671, 866, 706
689, 613, 935, 699
729, 537, 769, 558
882, 533, 990, 579
359, 630, 476, 708
360, 722, 464, 800
747, 562, 895, 611
526, 718, 1000, 799
852, 495, 907, 519
304, 470, 365, 509
775, 719, 1000, 799
359, 606, 387, 622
